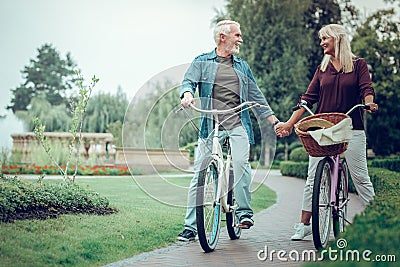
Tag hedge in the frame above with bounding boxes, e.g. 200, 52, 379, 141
369, 158, 400, 172
1, 164, 134, 176
280, 161, 308, 179
289, 146, 309, 162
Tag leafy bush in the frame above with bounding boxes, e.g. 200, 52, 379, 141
182, 142, 196, 161
369, 158, 400, 172
275, 141, 304, 162
280, 161, 308, 179
289, 146, 309, 162
0, 176, 118, 222
288, 141, 303, 151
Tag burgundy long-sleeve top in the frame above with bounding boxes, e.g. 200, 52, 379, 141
301, 57, 375, 130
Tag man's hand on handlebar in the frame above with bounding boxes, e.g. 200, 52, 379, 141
181, 92, 195, 109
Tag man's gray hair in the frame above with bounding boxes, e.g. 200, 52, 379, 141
213, 20, 240, 45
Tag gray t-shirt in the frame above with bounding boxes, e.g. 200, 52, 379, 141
212, 56, 241, 130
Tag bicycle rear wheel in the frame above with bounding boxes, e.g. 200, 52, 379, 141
196, 157, 222, 253
312, 157, 332, 250
226, 168, 241, 240
333, 158, 349, 237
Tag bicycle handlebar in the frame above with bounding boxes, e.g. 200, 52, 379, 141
292, 100, 371, 116
177, 101, 268, 114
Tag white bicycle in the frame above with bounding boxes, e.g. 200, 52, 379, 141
180, 101, 267, 252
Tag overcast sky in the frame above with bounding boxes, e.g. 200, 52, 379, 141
0, 0, 397, 148
0, 0, 226, 109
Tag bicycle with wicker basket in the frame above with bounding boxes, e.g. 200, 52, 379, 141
293, 100, 371, 250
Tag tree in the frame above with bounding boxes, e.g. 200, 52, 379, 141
15, 94, 71, 131
352, 9, 400, 155
14, 87, 129, 134
223, 0, 316, 161
8, 43, 77, 112
106, 120, 123, 147
33, 72, 99, 182
83, 86, 129, 133
122, 79, 198, 149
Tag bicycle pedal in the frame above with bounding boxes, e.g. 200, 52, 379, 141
237, 223, 252, 229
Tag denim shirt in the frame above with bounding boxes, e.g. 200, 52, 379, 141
180, 49, 274, 144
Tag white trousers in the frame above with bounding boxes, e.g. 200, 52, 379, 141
302, 130, 375, 212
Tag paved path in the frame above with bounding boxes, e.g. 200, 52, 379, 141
104, 169, 364, 267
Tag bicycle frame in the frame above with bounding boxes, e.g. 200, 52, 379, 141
329, 155, 349, 211
211, 125, 233, 214
188, 101, 263, 214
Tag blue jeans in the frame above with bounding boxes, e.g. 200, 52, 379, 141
184, 125, 253, 234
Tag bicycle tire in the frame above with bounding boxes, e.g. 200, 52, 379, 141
196, 157, 222, 253
312, 157, 332, 250
333, 158, 349, 237
226, 168, 241, 240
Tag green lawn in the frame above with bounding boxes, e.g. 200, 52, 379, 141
0, 174, 276, 267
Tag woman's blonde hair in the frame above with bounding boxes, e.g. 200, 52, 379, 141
319, 24, 355, 73
213, 20, 240, 45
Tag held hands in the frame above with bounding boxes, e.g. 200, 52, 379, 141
269, 115, 291, 138
274, 122, 292, 138
181, 92, 194, 109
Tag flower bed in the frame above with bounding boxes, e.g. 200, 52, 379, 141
1, 164, 131, 176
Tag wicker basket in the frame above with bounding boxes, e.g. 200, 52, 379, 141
294, 113, 350, 157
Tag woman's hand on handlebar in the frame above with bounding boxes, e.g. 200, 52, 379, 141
181, 92, 195, 109
365, 102, 378, 113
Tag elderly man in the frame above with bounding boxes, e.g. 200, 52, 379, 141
178, 20, 281, 241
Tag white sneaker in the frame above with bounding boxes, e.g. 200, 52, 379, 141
291, 223, 312, 240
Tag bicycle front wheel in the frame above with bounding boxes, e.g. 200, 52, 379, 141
312, 157, 332, 250
333, 158, 349, 237
196, 157, 222, 253
226, 168, 241, 240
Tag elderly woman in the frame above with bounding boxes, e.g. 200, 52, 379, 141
276, 24, 378, 240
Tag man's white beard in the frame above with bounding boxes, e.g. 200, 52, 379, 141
227, 45, 239, 55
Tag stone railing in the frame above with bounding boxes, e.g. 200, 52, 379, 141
11, 132, 114, 164
11, 133, 191, 174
